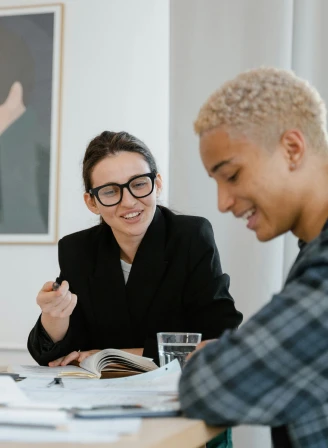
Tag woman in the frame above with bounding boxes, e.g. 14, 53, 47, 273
28, 130, 242, 368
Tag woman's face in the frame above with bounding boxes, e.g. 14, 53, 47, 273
84, 151, 162, 240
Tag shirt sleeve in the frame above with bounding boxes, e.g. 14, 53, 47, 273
27, 313, 77, 366
27, 273, 80, 366
179, 249, 328, 427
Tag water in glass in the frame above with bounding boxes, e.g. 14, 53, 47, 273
158, 342, 197, 368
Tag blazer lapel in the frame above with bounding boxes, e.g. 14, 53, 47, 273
89, 225, 131, 342
125, 207, 168, 327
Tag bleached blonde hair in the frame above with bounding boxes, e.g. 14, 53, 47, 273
194, 67, 328, 152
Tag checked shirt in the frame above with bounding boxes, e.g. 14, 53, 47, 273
179, 221, 328, 448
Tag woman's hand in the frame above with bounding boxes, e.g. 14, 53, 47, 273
38, 280, 78, 343
48, 348, 143, 367
37, 280, 77, 319
49, 349, 101, 367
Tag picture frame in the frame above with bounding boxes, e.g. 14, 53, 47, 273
0, 3, 63, 243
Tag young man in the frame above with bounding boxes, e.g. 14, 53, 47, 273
179, 67, 328, 447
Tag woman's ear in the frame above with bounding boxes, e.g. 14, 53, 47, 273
155, 173, 163, 197
83, 192, 101, 215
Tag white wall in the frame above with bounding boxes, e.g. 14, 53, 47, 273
169, 1, 294, 446
0, 0, 169, 364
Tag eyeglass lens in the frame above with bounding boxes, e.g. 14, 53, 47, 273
98, 175, 153, 206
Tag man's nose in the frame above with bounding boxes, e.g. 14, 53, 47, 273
217, 186, 235, 213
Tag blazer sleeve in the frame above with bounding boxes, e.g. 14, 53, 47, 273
182, 219, 243, 339
27, 239, 87, 365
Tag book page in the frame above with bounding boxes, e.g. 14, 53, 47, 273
80, 348, 158, 376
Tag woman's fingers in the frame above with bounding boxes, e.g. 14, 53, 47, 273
48, 356, 64, 367
41, 281, 55, 293
37, 280, 77, 318
77, 350, 100, 363
59, 351, 80, 366
49, 349, 101, 368
48, 351, 80, 367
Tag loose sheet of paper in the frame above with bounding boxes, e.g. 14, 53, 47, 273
0, 408, 68, 427
0, 418, 141, 443
0, 429, 119, 444
0, 376, 28, 404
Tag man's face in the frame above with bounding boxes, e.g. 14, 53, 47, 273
200, 128, 299, 242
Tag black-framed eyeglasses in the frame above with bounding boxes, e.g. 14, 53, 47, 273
89, 172, 157, 207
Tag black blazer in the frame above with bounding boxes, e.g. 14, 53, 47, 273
28, 207, 243, 365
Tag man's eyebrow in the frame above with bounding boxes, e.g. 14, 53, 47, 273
210, 159, 233, 174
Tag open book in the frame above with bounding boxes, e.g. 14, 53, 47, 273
59, 349, 158, 379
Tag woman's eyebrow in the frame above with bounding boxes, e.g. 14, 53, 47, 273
101, 172, 149, 185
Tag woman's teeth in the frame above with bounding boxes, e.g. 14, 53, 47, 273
123, 212, 141, 219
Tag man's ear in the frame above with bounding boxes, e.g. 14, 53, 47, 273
155, 173, 163, 197
84, 192, 101, 215
280, 129, 306, 170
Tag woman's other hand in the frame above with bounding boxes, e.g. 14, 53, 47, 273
48, 349, 101, 367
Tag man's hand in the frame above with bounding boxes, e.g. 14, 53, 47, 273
186, 339, 217, 362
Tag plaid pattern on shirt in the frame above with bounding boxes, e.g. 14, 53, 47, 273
179, 221, 328, 448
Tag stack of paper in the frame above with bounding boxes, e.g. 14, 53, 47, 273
0, 376, 141, 443
0, 360, 181, 443
16, 359, 181, 410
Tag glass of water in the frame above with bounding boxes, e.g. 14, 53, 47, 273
157, 332, 202, 368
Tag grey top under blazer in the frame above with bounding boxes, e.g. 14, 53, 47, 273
28, 206, 243, 365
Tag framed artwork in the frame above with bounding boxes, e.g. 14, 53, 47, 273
0, 3, 63, 243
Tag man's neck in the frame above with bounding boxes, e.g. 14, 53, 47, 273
292, 165, 328, 242
0, 103, 26, 136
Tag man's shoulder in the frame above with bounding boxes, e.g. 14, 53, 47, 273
287, 223, 328, 283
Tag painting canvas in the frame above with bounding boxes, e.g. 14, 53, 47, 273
0, 4, 63, 243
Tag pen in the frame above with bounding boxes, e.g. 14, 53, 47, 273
90, 404, 142, 410
52, 281, 60, 291
0, 422, 58, 430
69, 404, 143, 414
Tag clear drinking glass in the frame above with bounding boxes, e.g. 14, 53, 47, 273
157, 332, 202, 368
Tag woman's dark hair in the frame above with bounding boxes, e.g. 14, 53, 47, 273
83, 131, 158, 192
